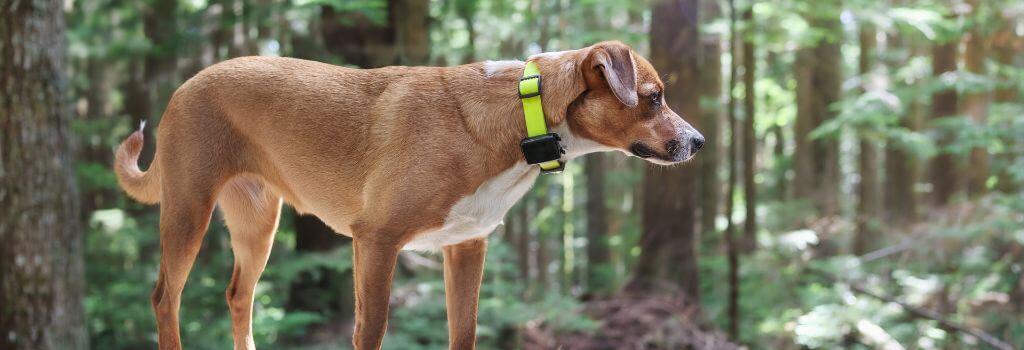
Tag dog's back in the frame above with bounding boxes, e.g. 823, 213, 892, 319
117, 56, 511, 232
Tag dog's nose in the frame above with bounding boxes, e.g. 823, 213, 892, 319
691, 133, 705, 151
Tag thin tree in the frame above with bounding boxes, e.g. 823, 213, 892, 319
741, 4, 757, 251
0, 2, 87, 348
698, 0, 723, 242
855, 24, 882, 255
930, 35, 963, 206
585, 154, 611, 295
723, 0, 741, 337
962, 0, 992, 197
883, 33, 921, 224
992, 22, 1021, 193
794, 4, 842, 217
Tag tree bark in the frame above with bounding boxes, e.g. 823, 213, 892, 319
628, 0, 701, 299
855, 26, 881, 255
0, 2, 87, 348
741, 6, 757, 251
930, 39, 962, 206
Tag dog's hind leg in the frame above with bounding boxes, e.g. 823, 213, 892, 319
219, 176, 282, 350
152, 177, 219, 350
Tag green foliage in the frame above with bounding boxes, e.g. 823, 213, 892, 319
63, 0, 1024, 348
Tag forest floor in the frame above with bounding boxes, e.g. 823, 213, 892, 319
524, 292, 742, 350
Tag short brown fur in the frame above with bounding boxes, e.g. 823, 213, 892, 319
115, 41, 701, 350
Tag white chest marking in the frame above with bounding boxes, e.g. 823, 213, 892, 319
401, 120, 612, 251
403, 162, 538, 251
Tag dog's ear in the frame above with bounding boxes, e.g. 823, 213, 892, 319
585, 42, 638, 107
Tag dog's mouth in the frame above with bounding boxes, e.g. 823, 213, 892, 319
629, 143, 656, 159
629, 141, 692, 165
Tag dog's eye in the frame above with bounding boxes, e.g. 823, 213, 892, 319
650, 91, 662, 107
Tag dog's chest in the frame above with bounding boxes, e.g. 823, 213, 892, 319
403, 163, 538, 250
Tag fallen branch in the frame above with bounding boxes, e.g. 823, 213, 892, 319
844, 284, 1013, 350
814, 270, 1014, 350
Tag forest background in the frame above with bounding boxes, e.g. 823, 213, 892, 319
2, 0, 1023, 349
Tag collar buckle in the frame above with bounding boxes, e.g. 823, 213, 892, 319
518, 74, 542, 99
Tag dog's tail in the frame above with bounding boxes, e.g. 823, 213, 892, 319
114, 121, 161, 204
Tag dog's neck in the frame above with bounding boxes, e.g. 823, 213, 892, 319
460, 50, 606, 172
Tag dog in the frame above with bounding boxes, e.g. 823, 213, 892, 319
114, 40, 703, 350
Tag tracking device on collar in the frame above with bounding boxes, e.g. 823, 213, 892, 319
519, 61, 565, 174
520, 133, 566, 172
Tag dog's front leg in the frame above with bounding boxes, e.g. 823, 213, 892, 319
442, 238, 488, 350
351, 238, 401, 350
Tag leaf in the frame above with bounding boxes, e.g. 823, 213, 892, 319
888, 8, 944, 40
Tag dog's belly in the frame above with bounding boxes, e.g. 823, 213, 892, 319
403, 162, 538, 250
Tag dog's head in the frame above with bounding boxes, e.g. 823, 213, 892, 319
567, 41, 704, 165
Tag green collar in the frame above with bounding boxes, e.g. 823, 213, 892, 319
517, 61, 565, 173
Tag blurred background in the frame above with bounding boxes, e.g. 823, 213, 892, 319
2, 0, 1024, 349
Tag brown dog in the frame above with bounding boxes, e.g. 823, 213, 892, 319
114, 41, 703, 350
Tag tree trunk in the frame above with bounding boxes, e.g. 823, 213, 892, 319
585, 154, 611, 296
321, 4, 395, 67
123, 0, 178, 168
517, 202, 531, 292
395, 0, 430, 65
535, 193, 551, 294
793, 47, 815, 205
286, 215, 353, 330
794, 12, 842, 217
930, 39, 962, 206
724, 0, 740, 336
855, 26, 881, 255
322, 0, 429, 67
0, 2, 87, 348
884, 35, 921, 224
698, 0, 723, 241
992, 29, 1021, 193
741, 7, 757, 252
962, 0, 991, 197
771, 124, 786, 201
628, 0, 701, 299
814, 16, 842, 217
78, 59, 117, 214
